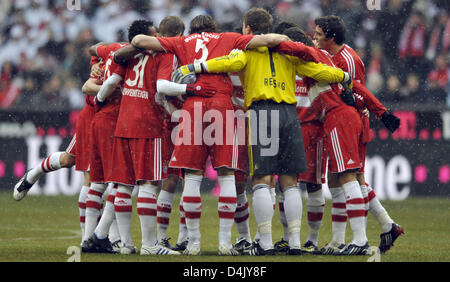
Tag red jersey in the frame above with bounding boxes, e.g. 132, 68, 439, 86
114, 51, 176, 139
95, 43, 127, 119
157, 32, 254, 96
332, 44, 365, 85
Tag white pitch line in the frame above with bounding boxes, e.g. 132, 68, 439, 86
0, 230, 81, 241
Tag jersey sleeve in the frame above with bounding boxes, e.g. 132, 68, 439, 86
96, 45, 111, 60
205, 49, 248, 73
274, 41, 321, 63
296, 60, 344, 84
157, 36, 184, 54
353, 81, 387, 118
230, 33, 255, 51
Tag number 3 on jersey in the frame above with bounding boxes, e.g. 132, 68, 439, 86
126, 54, 150, 88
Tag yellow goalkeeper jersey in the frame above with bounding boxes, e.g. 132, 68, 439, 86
204, 47, 345, 110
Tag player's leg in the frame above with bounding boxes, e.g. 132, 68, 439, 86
173, 178, 189, 251
337, 171, 369, 255
137, 180, 159, 254
322, 108, 369, 255
13, 150, 75, 201
304, 182, 324, 254
274, 185, 290, 252
77, 171, 91, 244
216, 167, 239, 256
156, 174, 179, 248
364, 180, 404, 253
232, 170, 252, 253
320, 171, 347, 254
246, 174, 276, 255
275, 104, 307, 255
278, 174, 303, 255
182, 169, 203, 255
87, 184, 120, 253
108, 137, 137, 254
114, 183, 137, 254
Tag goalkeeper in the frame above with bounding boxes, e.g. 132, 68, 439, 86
172, 7, 353, 256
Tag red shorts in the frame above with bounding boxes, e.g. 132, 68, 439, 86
74, 105, 95, 171
169, 95, 241, 171
65, 134, 76, 157
89, 115, 117, 183
358, 142, 367, 173
324, 106, 362, 174
298, 120, 327, 184
164, 130, 183, 179
109, 137, 167, 185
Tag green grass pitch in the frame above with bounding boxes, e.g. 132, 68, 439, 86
0, 192, 449, 262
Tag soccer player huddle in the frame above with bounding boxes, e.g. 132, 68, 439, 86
14, 8, 404, 257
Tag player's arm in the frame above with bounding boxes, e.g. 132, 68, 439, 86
131, 35, 165, 52
246, 33, 290, 49
296, 59, 351, 85
88, 42, 109, 57
274, 41, 320, 63
114, 45, 141, 65
171, 49, 248, 83
353, 81, 387, 118
352, 81, 400, 132
82, 78, 102, 96
157, 78, 216, 98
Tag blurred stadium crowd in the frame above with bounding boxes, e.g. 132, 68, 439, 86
0, 0, 449, 111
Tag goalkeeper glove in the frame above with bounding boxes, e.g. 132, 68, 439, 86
340, 88, 356, 106
341, 72, 353, 90
381, 110, 400, 133
185, 82, 216, 98
171, 63, 204, 84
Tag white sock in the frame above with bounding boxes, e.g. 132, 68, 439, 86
360, 184, 369, 224
235, 192, 251, 241
27, 152, 63, 184
278, 192, 289, 241
137, 183, 158, 247
252, 184, 274, 250
367, 185, 394, 232
282, 186, 302, 249
84, 182, 107, 240
177, 196, 188, 244
342, 181, 367, 246
114, 185, 134, 246
306, 189, 324, 246
329, 186, 347, 245
95, 185, 117, 240
183, 174, 203, 244
217, 175, 237, 247
157, 190, 174, 241
78, 185, 89, 242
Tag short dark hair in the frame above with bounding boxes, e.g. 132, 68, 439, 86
243, 8, 273, 35
189, 15, 217, 34
127, 19, 155, 42
159, 16, 185, 37
283, 27, 314, 47
273, 21, 299, 34
314, 15, 346, 45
